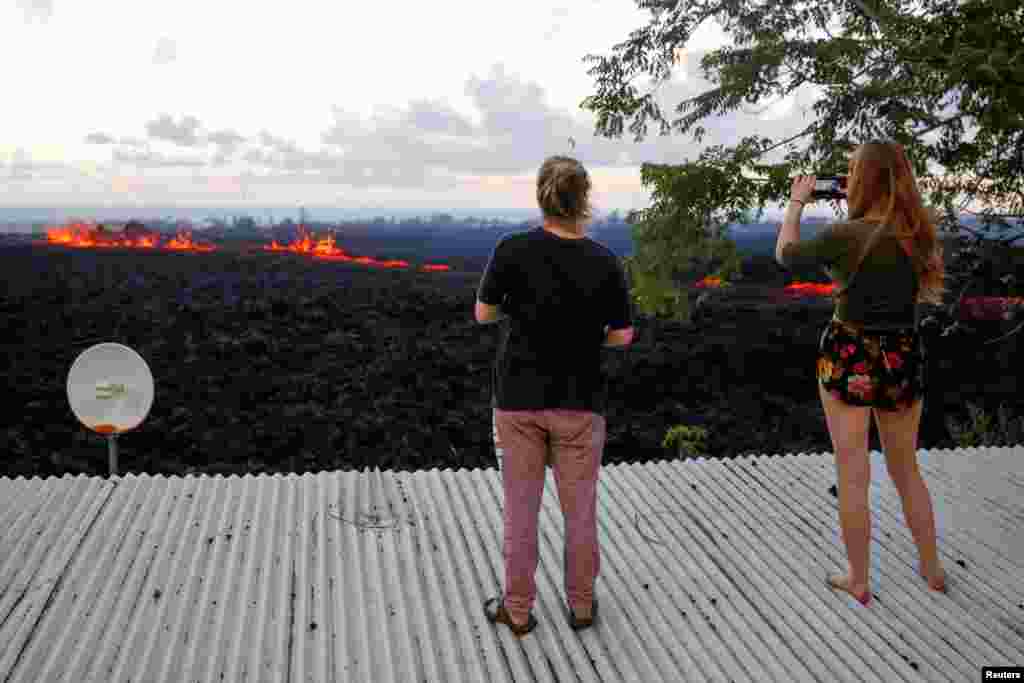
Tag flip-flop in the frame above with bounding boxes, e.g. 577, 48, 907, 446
567, 598, 598, 631
484, 596, 537, 637
827, 574, 871, 606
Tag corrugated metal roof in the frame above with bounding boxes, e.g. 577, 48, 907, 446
2, 446, 1022, 683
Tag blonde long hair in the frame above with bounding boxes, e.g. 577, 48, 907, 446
844, 141, 946, 306
537, 156, 593, 228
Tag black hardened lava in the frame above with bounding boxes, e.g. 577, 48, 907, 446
1, 240, 1016, 478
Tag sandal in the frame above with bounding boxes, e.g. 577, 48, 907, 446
567, 598, 598, 630
921, 569, 948, 594
827, 574, 871, 606
484, 596, 537, 637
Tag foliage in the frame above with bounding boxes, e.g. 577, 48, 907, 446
662, 423, 709, 459
579, 0, 1024, 340
945, 400, 1024, 448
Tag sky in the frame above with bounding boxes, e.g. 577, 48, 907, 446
0, 0, 983, 220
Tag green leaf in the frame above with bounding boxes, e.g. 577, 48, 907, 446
580, 0, 1024, 342
977, 64, 1001, 83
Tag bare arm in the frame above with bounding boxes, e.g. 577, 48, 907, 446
775, 200, 804, 264
603, 324, 634, 348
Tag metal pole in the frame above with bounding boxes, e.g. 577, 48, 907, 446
108, 434, 119, 477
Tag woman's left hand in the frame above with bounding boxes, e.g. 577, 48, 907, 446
790, 175, 816, 204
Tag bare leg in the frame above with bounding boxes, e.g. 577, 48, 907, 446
835, 463, 872, 599
894, 473, 945, 590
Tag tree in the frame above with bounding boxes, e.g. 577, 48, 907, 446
580, 0, 1024, 343
233, 216, 257, 231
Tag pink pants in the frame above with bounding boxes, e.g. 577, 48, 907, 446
493, 408, 606, 624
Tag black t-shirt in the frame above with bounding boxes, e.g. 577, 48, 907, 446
476, 227, 633, 414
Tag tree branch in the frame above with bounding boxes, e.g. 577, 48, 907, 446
849, 0, 900, 31
909, 112, 967, 140
985, 319, 1024, 345
756, 123, 821, 158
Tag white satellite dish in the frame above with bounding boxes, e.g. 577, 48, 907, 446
67, 343, 154, 476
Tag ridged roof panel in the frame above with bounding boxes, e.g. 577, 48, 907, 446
2, 446, 1022, 682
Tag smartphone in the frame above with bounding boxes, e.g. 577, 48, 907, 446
812, 175, 848, 201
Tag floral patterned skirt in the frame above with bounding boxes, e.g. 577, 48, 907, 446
817, 316, 927, 411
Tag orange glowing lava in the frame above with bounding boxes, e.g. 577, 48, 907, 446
695, 276, 832, 296
263, 226, 450, 272
695, 276, 733, 288
165, 229, 215, 252
44, 222, 214, 252
779, 280, 1024, 319
783, 281, 835, 296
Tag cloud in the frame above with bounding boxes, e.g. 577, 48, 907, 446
400, 99, 476, 137
242, 148, 271, 166
161, 59, 703, 184
8, 149, 32, 180
257, 131, 296, 152
250, 132, 346, 174
152, 37, 177, 65
113, 148, 207, 168
7, 148, 76, 180
32, 56, 830, 203
312, 61, 744, 188
85, 132, 116, 144
207, 129, 246, 163
208, 129, 245, 150
468, 64, 553, 139
17, 0, 53, 23
320, 108, 370, 148
145, 114, 203, 146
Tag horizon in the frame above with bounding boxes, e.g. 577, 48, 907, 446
2, 205, 1015, 231
0, 205, 799, 229
6, 209, 1018, 246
